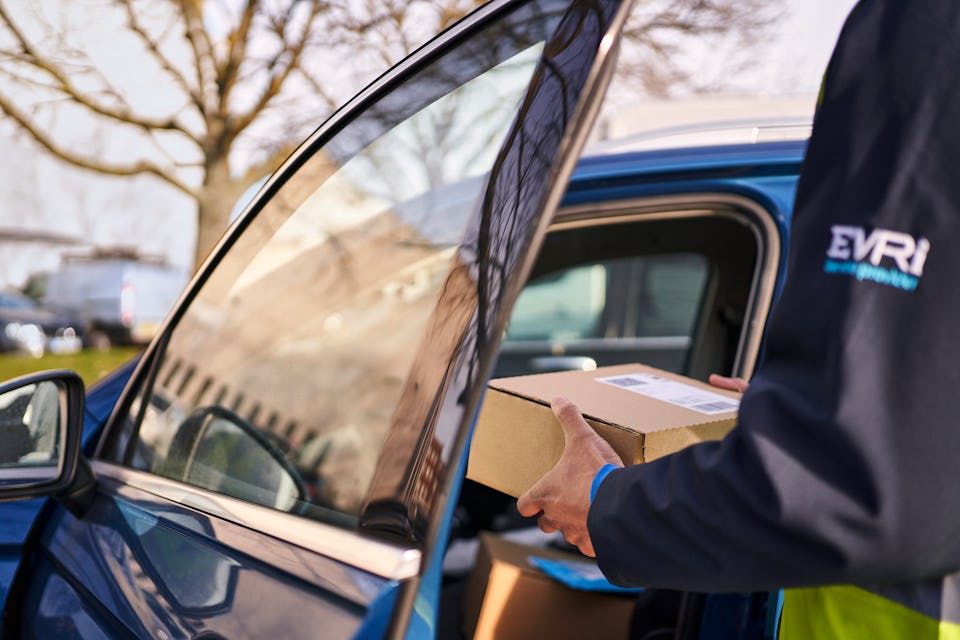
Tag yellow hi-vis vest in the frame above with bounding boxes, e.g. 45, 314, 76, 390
780, 585, 960, 639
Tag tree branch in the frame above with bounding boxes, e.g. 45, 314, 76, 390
217, 0, 260, 115
241, 140, 299, 184
0, 94, 197, 198
294, 68, 341, 112
119, 0, 205, 115
0, 2, 200, 142
230, 0, 325, 135
175, 0, 218, 116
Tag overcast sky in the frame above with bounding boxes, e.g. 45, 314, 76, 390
0, 0, 859, 288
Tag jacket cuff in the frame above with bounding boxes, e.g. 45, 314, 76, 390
590, 463, 619, 503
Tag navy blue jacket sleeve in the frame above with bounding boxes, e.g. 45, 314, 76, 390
588, 0, 960, 592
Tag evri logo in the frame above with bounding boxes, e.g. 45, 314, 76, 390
823, 225, 930, 291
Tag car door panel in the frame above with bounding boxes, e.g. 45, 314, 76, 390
0, 499, 45, 612
17, 474, 388, 640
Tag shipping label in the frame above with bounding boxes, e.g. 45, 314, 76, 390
596, 373, 740, 415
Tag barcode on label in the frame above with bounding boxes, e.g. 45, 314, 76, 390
690, 401, 738, 413
603, 376, 647, 388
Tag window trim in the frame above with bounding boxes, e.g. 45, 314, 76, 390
548, 192, 782, 380
90, 460, 422, 581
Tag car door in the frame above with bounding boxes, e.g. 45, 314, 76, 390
2, 1, 633, 638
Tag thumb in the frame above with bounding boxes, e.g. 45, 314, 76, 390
550, 396, 623, 469
551, 396, 596, 444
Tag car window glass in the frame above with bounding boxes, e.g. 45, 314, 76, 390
506, 264, 607, 341
634, 254, 708, 336
506, 254, 707, 342
111, 2, 568, 527
498, 253, 709, 376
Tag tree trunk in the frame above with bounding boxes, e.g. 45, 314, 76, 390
193, 157, 248, 271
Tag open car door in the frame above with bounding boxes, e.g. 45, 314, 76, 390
3, 1, 634, 638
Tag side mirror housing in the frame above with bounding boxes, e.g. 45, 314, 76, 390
0, 371, 91, 510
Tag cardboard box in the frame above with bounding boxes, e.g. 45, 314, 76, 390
467, 363, 740, 497
462, 533, 635, 640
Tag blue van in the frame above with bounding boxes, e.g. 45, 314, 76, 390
0, 0, 804, 636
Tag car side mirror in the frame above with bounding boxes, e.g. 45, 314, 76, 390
0, 371, 91, 510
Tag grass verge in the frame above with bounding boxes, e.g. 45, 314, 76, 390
0, 348, 142, 388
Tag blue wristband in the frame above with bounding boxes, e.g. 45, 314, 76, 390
590, 463, 618, 503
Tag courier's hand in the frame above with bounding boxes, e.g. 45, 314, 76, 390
708, 374, 749, 393
516, 396, 623, 557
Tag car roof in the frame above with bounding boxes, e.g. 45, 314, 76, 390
573, 138, 807, 182
572, 114, 809, 183
586, 117, 811, 155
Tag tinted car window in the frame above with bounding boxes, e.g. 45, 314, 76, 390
498, 252, 709, 376
505, 254, 707, 342
110, 5, 567, 526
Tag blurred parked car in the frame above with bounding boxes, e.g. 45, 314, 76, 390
0, 289, 83, 357
42, 249, 187, 348
0, 1, 805, 638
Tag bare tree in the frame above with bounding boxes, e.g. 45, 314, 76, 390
0, 0, 775, 270
0, 0, 488, 268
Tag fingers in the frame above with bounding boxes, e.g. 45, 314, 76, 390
708, 374, 749, 393
537, 516, 559, 534
560, 527, 595, 557
572, 536, 596, 557
517, 483, 542, 518
530, 511, 595, 556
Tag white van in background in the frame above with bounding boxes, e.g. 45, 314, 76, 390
43, 249, 187, 348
